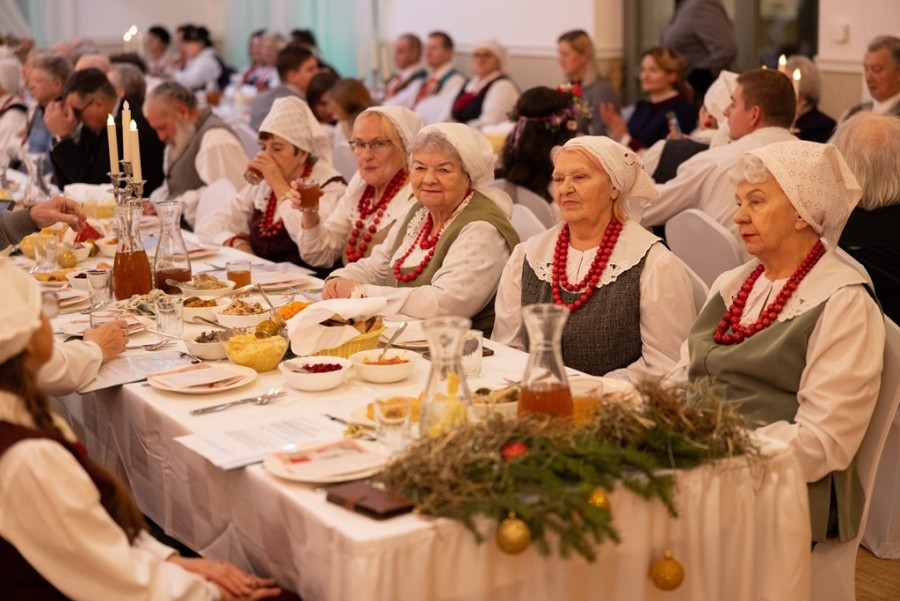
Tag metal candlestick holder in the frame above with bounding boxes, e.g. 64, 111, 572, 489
108, 160, 146, 206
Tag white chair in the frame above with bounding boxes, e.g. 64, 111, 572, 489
835, 247, 875, 289
332, 143, 357, 182
230, 121, 260, 160
193, 179, 238, 243
510, 204, 546, 242
672, 256, 710, 313
811, 318, 900, 600
490, 178, 558, 228
665, 209, 744, 287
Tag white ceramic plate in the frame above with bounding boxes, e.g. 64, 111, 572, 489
146, 364, 257, 394
36, 279, 71, 288
263, 440, 388, 483
569, 375, 639, 402
56, 313, 148, 337
350, 405, 376, 429
56, 288, 90, 308
379, 320, 428, 350
254, 271, 310, 291
186, 244, 220, 259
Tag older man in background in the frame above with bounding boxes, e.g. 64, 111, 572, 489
394, 31, 465, 125
382, 33, 426, 102
144, 81, 245, 227
639, 68, 797, 253
844, 35, 900, 120
24, 53, 72, 173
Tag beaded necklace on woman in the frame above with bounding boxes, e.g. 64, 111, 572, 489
256, 162, 313, 239
713, 239, 826, 345
550, 218, 623, 311
392, 188, 473, 282
345, 169, 409, 262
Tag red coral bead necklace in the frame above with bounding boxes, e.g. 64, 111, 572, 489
551, 218, 622, 311
345, 169, 408, 262
257, 162, 313, 239
713, 239, 825, 345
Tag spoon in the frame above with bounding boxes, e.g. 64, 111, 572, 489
255, 284, 277, 312
378, 321, 408, 360
125, 339, 173, 351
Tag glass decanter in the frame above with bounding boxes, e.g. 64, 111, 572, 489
20, 151, 51, 207
111, 200, 152, 300
152, 200, 192, 293
517, 304, 573, 418
419, 316, 473, 438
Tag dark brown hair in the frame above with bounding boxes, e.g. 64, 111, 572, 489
735, 68, 797, 129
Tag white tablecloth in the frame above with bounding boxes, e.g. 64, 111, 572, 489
52, 340, 812, 601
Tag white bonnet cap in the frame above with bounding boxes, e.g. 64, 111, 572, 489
0, 57, 23, 96
747, 141, 862, 248
259, 96, 333, 164
413, 122, 513, 216
473, 39, 508, 69
358, 106, 424, 153
0, 257, 43, 364
704, 70, 738, 125
555, 136, 659, 218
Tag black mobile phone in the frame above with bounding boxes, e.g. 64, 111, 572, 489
666, 111, 683, 138
0, 200, 14, 213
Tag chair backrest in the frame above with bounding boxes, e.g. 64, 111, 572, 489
811, 318, 900, 600
332, 144, 358, 182
672, 255, 710, 314
835, 247, 875, 289
510, 204, 546, 242
665, 209, 744, 287
193, 178, 238, 243
490, 179, 558, 228
230, 121, 260, 159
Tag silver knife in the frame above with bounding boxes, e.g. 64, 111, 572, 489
190, 390, 285, 416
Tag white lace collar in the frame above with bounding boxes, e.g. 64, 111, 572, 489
525, 219, 659, 287
716, 251, 868, 321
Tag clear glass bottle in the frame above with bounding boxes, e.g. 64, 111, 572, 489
20, 152, 51, 207
111, 200, 152, 300
152, 200, 192, 293
518, 304, 573, 418
419, 316, 473, 438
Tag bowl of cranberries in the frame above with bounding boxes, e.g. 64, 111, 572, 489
279, 356, 352, 391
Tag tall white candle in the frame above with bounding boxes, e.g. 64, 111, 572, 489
792, 68, 802, 99
130, 120, 142, 183
777, 54, 787, 74
122, 101, 132, 162
106, 114, 119, 175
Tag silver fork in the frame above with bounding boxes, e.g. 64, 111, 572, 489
189, 387, 284, 416
125, 340, 173, 351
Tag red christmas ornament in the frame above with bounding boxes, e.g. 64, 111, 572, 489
501, 442, 529, 460
713, 240, 825, 345
551, 219, 622, 312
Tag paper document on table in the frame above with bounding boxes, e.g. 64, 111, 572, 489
175, 412, 345, 470
78, 351, 195, 393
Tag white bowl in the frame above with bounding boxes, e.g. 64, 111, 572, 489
179, 278, 236, 299
71, 245, 92, 263
210, 300, 269, 329
96, 238, 118, 258
349, 349, 418, 384
279, 356, 352, 392
65, 271, 92, 291
184, 333, 229, 361
182, 297, 222, 324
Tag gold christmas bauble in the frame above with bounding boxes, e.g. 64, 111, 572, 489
588, 488, 610, 511
57, 249, 76, 269
649, 550, 684, 591
496, 513, 531, 554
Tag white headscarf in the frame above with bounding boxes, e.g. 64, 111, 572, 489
703, 70, 738, 147
473, 39, 508, 70
0, 257, 42, 364
747, 141, 862, 249
358, 106, 424, 154
259, 96, 333, 164
556, 136, 659, 219
0, 57, 23, 96
414, 122, 513, 217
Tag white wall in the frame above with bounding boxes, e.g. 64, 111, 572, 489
72, 0, 225, 46
817, 0, 900, 73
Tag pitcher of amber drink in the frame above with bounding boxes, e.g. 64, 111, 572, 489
112, 201, 152, 300
152, 200, 192, 293
419, 316, 473, 438
518, 304, 573, 418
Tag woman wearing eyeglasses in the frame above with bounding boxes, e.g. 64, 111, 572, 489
450, 39, 519, 130
296, 106, 424, 267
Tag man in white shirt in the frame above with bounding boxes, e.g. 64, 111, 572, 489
640, 68, 798, 254
843, 35, 900, 120
144, 81, 246, 228
396, 31, 466, 125
172, 25, 221, 92
382, 33, 427, 103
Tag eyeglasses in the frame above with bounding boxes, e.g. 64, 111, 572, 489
70, 96, 94, 120
349, 138, 393, 153
42, 291, 60, 319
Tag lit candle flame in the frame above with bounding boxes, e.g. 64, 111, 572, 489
778, 54, 787, 73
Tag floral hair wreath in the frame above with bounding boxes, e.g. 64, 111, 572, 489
508, 83, 594, 135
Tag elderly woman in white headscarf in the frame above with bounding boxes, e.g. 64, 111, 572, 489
450, 39, 520, 131
323, 123, 519, 334
669, 140, 884, 545
195, 96, 347, 272
0, 258, 283, 599
0, 57, 27, 157
297, 106, 423, 269
492, 136, 696, 382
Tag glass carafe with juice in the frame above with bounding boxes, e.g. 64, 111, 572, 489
419, 316, 473, 438
111, 200, 152, 300
152, 200, 192, 293
518, 304, 573, 418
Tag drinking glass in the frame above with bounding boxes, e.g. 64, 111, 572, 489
226, 260, 252, 287
32, 236, 59, 273
296, 177, 320, 212
244, 166, 263, 185
461, 329, 483, 377
374, 397, 412, 453
155, 296, 184, 339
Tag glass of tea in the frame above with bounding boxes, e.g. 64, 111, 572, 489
244, 166, 263, 185
296, 177, 320, 212
226, 259, 252, 287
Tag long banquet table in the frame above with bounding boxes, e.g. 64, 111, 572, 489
50, 293, 814, 601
